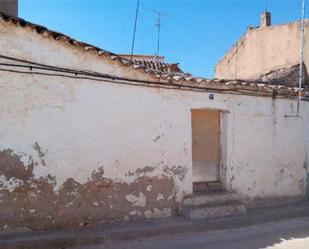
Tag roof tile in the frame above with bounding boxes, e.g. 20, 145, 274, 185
0, 12, 304, 97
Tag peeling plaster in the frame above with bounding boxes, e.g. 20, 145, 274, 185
126, 166, 155, 177
163, 165, 188, 181
125, 192, 146, 207
146, 185, 152, 191
157, 193, 164, 201
0, 150, 176, 230
33, 142, 46, 166
0, 174, 23, 192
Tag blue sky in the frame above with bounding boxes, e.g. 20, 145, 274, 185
19, 0, 307, 78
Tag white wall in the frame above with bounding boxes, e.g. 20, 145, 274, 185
225, 97, 308, 201
1, 70, 307, 201
0, 19, 308, 230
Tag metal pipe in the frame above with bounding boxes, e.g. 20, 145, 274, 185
297, 0, 305, 116
155, 13, 161, 62
130, 0, 140, 61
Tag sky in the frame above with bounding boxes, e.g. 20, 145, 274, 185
19, 0, 308, 78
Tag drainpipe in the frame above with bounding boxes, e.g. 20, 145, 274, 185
297, 0, 305, 117
299, 0, 309, 199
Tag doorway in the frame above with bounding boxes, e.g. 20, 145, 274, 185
191, 109, 221, 191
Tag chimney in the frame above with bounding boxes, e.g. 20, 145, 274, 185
0, 0, 18, 17
261, 11, 271, 27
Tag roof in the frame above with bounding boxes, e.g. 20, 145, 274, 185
118, 54, 165, 62
256, 63, 309, 87
0, 12, 304, 98
118, 54, 184, 74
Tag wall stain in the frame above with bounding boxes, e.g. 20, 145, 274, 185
0, 149, 34, 180
163, 165, 188, 181
0, 150, 176, 231
33, 142, 46, 166
153, 134, 164, 143
125, 166, 155, 177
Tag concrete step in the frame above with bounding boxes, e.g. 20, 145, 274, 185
183, 191, 240, 207
193, 181, 222, 192
183, 200, 246, 220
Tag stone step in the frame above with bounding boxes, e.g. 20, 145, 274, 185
183, 200, 246, 220
193, 181, 222, 192
183, 191, 240, 207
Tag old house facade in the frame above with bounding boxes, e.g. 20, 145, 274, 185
0, 12, 309, 231
215, 12, 309, 84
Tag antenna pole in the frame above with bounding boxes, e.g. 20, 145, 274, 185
265, 0, 268, 12
156, 13, 161, 61
144, 8, 173, 62
130, 0, 140, 61
297, 0, 305, 116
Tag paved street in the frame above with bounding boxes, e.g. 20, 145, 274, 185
72, 216, 309, 249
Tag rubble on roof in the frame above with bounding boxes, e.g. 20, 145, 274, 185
130, 59, 184, 74
118, 54, 165, 62
256, 63, 309, 87
118, 54, 186, 74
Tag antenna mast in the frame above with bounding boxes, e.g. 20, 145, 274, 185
156, 13, 161, 61
130, 0, 140, 61
144, 8, 173, 61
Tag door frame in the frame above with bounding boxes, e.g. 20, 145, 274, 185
190, 108, 229, 191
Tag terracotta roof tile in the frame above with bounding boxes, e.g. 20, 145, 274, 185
0, 12, 304, 97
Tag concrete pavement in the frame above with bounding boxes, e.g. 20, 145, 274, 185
72, 216, 309, 249
1, 201, 309, 249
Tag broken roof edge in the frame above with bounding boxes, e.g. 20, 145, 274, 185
0, 12, 180, 76
0, 12, 303, 98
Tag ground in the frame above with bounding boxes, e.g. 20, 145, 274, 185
2, 201, 309, 249
71, 216, 309, 249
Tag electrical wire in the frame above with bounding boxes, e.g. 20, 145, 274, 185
0, 53, 296, 98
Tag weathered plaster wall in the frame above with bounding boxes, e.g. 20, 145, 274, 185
215, 20, 309, 80
0, 19, 309, 231
225, 98, 308, 204
1, 70, 308, 230
0, 72, 190, 230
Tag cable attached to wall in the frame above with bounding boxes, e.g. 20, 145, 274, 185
0, 53, 298, 98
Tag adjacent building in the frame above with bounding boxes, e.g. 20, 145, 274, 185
215, 12, 309, 87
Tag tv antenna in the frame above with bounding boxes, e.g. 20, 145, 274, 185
144, 8, 173, 61
264, 0, 268, 12
130, 0, 140, 61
